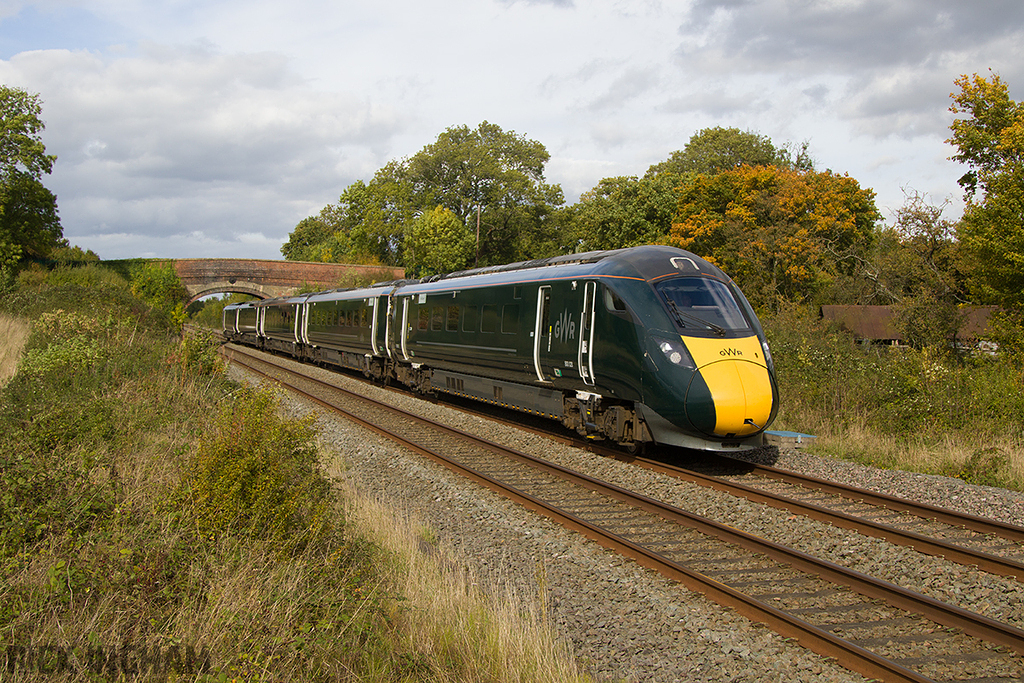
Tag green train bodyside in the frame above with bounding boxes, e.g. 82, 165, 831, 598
234, 246, 778, 452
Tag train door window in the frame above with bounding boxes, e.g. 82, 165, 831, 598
463, 305, 478, 332
481, 305, 498, 333
539, 290, 551, 338
446, 305, 459, 331
431, 306, 444, 331
418, 307, 429, 331
501, 304, 520, 334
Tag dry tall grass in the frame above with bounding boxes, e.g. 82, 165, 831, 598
0, 314, 32, 386
331, 475, 590, 683
778, 405, 1024, 487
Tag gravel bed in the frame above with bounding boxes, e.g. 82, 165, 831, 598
228, 356, 1024, 682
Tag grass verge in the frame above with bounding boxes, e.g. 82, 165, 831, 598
0, 268, 590, 682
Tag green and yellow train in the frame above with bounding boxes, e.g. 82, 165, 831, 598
223, 245, 778, 452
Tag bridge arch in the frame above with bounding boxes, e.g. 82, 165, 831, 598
186, 284, 269, 304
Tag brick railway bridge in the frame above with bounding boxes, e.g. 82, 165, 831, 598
168, 259, 405, 304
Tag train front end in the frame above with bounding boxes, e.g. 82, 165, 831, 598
635, 260, 778, 451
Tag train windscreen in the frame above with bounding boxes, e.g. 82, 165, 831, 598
655, 277, 751, 335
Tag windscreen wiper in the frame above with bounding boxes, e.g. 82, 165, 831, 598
666, 298, 726, 336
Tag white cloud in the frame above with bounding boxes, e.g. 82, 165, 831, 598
2, 41, 407, 258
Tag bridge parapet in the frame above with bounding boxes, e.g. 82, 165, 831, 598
170, 259, 404, 303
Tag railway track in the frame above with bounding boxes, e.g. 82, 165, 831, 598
222, 344, 1024, 683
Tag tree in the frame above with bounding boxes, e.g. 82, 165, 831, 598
281, 216, 334, 261
410, 206, 475, 275
130, 261, 190, 331
948, 72, 1024, 309
666, 165, 880, 308
0, 86, 62, 260
282, 121, 564, 269
567, 173, 680, 251
883, 193, 968, 350
1, 86, 56, 181
281, 172, 412, 266
645, 126, 812, 178
404, 122, 564, 265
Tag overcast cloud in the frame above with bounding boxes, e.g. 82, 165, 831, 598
1, 0, 1021, 259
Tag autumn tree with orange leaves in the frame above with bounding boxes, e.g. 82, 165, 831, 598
666, 165, 880, 308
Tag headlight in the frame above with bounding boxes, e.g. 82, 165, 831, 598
653, 335, 695, 368
761, 340, 774, 370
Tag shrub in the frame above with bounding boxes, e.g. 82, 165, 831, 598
174, 328, 223, 376
762, 303, 1024, 487
181, 388, 334, 552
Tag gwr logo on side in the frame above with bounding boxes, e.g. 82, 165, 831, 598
553, 309, 576, 343
720, 348, 743, 357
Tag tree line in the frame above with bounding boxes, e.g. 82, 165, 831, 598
281, 72, 1023, 352
2, 73, 1022, 352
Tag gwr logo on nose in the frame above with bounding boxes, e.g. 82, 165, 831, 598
720, 348, 742, 357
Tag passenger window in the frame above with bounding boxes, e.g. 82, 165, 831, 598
481, 305, 498, 333
446, 305, 459, 331
431, 306, 444, 331
418, 308, 429, 331
501, 304, 520, 334
463, 305, 478, 332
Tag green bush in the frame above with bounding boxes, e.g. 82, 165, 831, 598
175, 328, 223, 375
130, 261, 189, 330
181, 387, 334, 552
765, 303, 1024, 435
763, 303, 1024, 487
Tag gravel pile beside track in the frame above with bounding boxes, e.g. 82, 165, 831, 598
229, 357, 1024, 683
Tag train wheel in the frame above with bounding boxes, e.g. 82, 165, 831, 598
621, 441, 646, 457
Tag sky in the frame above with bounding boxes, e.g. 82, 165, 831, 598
1, 0, 1022, 261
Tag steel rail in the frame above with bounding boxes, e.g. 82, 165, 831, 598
632, 456, 1024, 582
741, 462, 1024, 543
224, 341, 1024, 582
224, 345, 1024, 682
376, 372, 1024, 581
374, 369, 1024, 581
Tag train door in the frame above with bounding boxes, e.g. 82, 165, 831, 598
383, 295, 394, 358
578, 282, 596, 386
298, 302, 309, 345
370, 297, 382, 356
399, 296, 411, 361
532, 286, 552, 382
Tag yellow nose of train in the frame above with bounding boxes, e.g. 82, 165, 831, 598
683, 336, 775, 437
